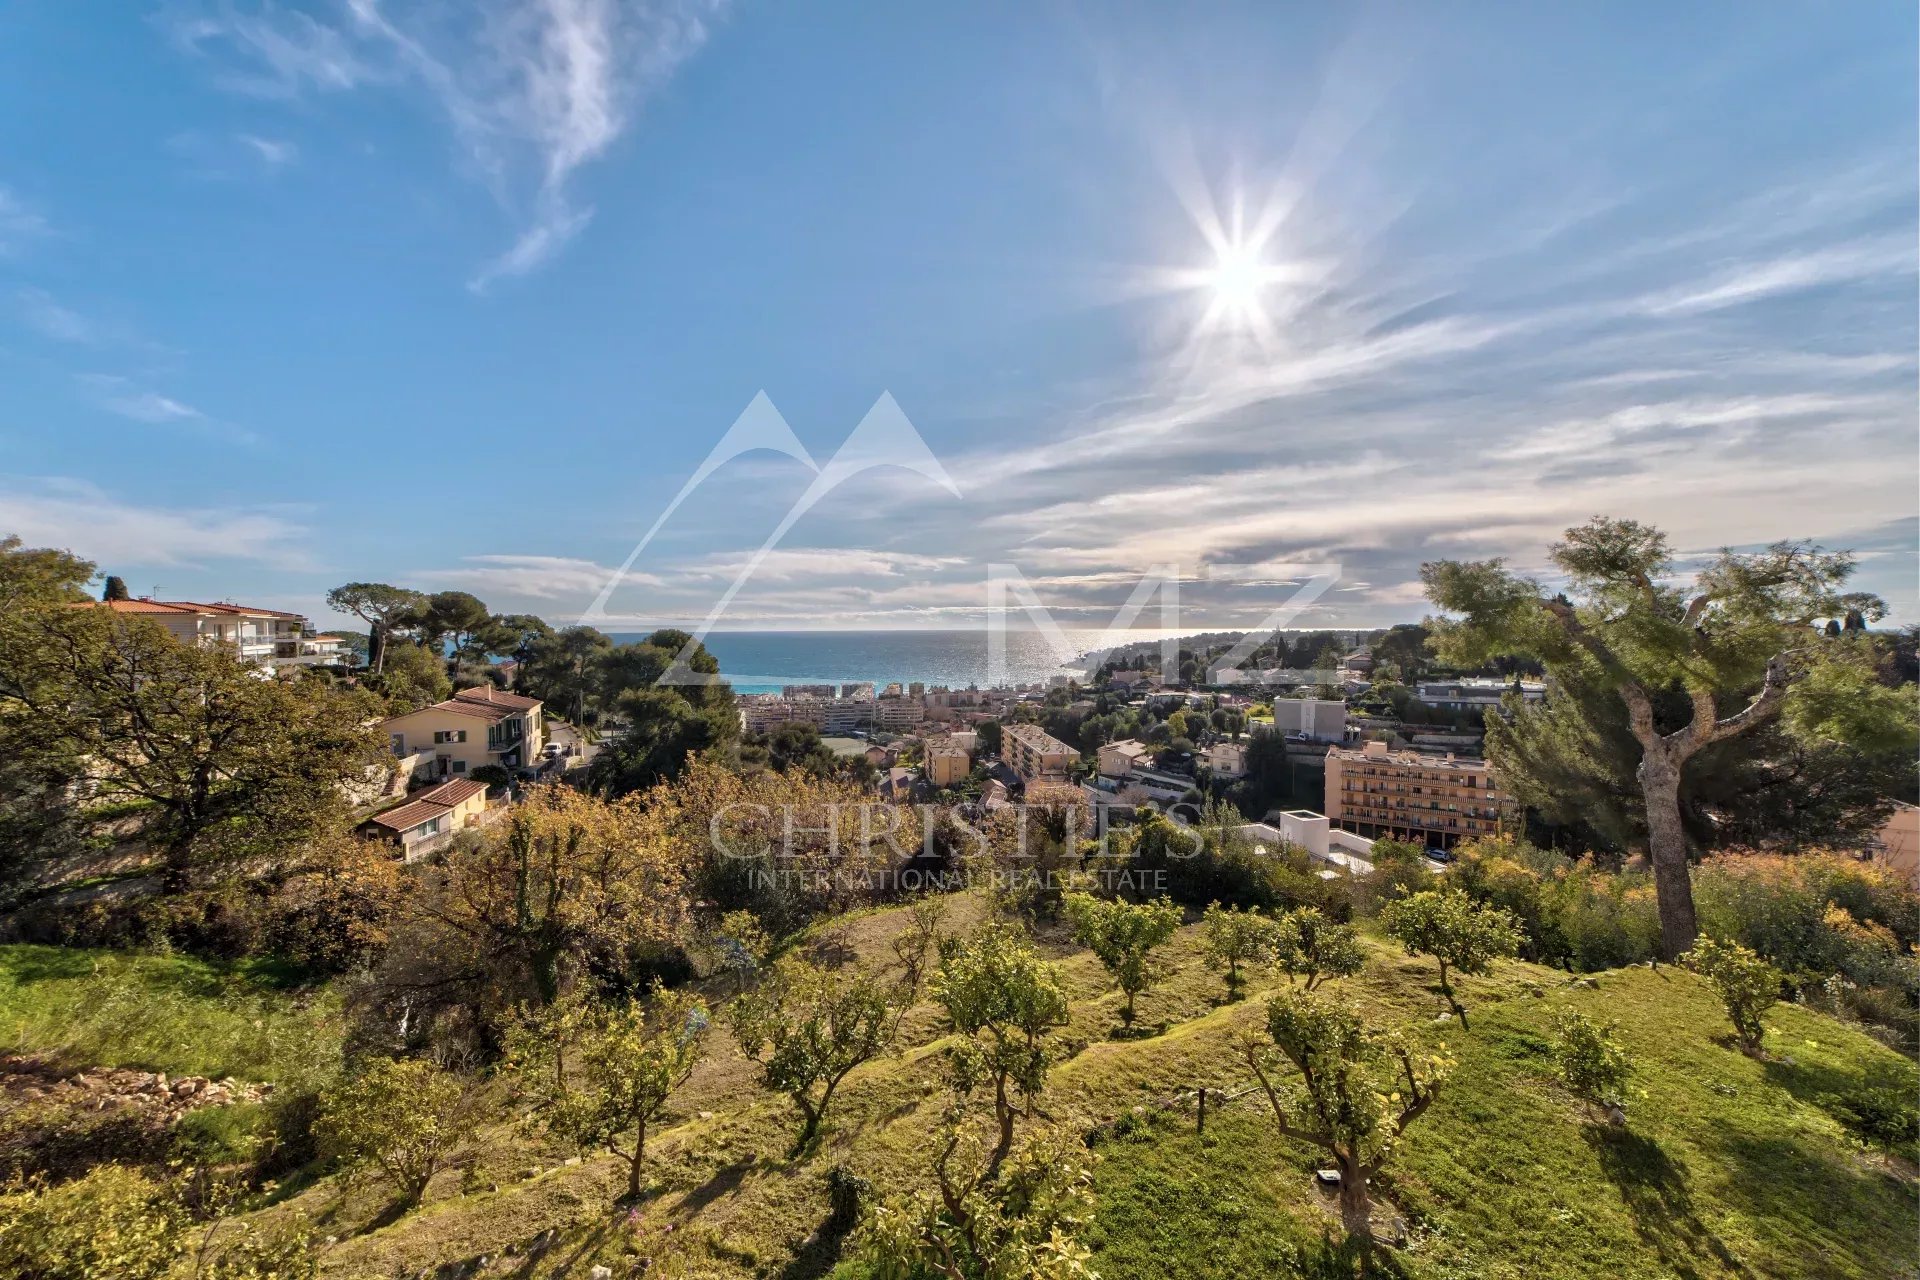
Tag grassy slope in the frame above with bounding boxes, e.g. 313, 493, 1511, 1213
0, 944, 341, 1086
4, 897, 1914, 1279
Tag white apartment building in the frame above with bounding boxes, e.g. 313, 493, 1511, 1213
1001, 722, 1078, 783
1267, 697, 1348, 742
89, 598, 346, 671
1415, 678, 1547, 710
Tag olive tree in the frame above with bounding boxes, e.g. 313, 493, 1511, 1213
1064, 893, 1182, 1028
316, 1058, 476, 1209
1422, 517, 1903, 959
1683, 935, 1781, 1055
934, 925, 1071, 1176
1242, 987, 1451, 1240
513, 986, 710, 1199
1380, 889, 1523, 1025
728, 955, 898, 1154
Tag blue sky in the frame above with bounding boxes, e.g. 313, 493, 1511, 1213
1, 2, 1914, 634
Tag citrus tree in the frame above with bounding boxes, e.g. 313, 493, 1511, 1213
1380, 888, 1523, 1025
513, 985, 711, 1199
1550, 1008, 1632, 1120
1064, 893, 1182, 1028
1683, 935, 1781, 1054
728, 955, 898, 1153
1242, 987, 1451, 1240
316, 1058, 476, 1209
1201, 902, 1282, 999
1274, 906, 1367, 990
934, 925, 1071, 1176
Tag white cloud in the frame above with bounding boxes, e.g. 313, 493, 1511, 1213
1639, 237, 1916, 316
238, 133, 298, 166
0, 186, 48, 256
429, 553, 655, 600
0, 478, 314, 570
168, 0, 727, 286
15, 287, 94, 342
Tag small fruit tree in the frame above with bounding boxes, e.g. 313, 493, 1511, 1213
1381, 888, 1523, 1025
1683, 935, 1781, 1055
1242, 987, 1451, 1240
1064, 892, 1182, 1028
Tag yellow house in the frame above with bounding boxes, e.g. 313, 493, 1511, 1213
359, 778, 493, 860
380, 686, 546, 780
1870, 801, 1920, 885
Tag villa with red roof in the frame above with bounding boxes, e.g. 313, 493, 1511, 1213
379, 685, 547, 781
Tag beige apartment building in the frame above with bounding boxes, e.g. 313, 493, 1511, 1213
89, 598, 346, 669
926, 746, 972, 787
1001, 722, 1078, 783
1324, 740, 1512, 848
1097, 738, 1152, 778
382, 686, 546, 779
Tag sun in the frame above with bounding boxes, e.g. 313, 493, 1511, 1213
1202, 241, 1272, 318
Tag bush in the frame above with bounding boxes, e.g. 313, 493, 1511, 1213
1683, 935, 1781, 1054
315, 1057, 476, 1208
1549, 1008, 1632, 1119
0, 1165, 186, 1280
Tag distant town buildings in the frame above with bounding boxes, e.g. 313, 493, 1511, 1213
1205, 739, 1249, 778
1324, 740, 1512, 847
926, 746, 971, 787
1097, 738, 1152, 779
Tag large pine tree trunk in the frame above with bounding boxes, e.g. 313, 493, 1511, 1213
1638, 751, 1698, 961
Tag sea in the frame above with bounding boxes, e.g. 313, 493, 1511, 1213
606, 628, 1198, 696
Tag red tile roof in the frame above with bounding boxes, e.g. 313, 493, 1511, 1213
364, 777, 490, 833
452, 686, 542, 711
86, 599, 307, 620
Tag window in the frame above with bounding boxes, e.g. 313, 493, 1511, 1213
450, 760, 467, 774
414, 816, 442, 837
390, 733, 406, 757
434, 729, 468, 745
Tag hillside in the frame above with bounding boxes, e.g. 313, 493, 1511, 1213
2, 893, 1915, 1280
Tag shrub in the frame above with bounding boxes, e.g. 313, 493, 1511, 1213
315, 1057, 476, 1208
1549, 1008, 1632, 1119
0, 1165, 186, 1280
1683, 935, 1781, 1054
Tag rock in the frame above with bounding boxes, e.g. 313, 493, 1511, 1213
1604, 1104, 1628, 1127
563, 1155, 582, 1167
697, 1110, 714, 1121
1314, 1168, 1342, 1186
590, 1267, 613, 1279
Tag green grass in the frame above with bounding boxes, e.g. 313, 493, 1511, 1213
0, 944, 342, 1085
6, 903, 1915, 1280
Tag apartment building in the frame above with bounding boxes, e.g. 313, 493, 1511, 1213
926, 746, 971, 787
1415, 678, 1546, 710
1267, 697, 1347, 742
382, 686, 546, 779
873, 697, 927, 732
1324, 740, 1512, 848
1001, 722, 1078, 783
89, 598, 346, 670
